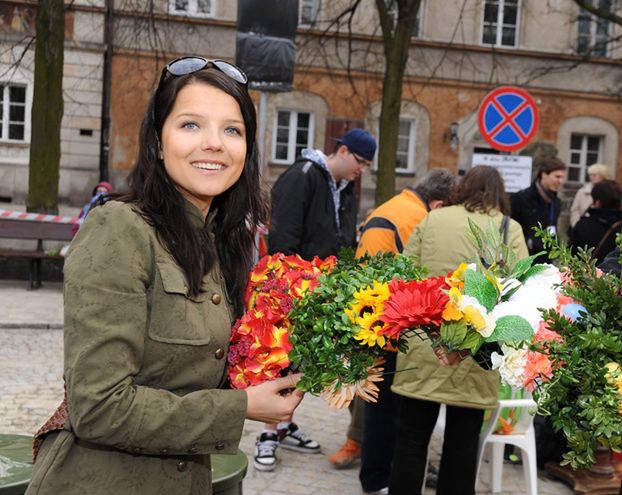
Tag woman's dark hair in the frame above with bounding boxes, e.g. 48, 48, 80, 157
591, 179, 622, 209
123, 67, 268, 316
450, 165, 510, 215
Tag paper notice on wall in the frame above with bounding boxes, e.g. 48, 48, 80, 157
472, 154, 532, 193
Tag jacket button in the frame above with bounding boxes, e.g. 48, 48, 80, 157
188, 445, 198, 454
214, 348, 225, 360
160, 448, 169, 454
177, 460, 188, 472
133, 447, 142, 453
211, 293, 222, 305
215, 441, 225, 450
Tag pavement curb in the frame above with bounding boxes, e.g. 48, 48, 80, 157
0, 322, 63, 330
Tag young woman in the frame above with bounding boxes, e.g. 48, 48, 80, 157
390, 166, 529, 495
26, 57, 303, 495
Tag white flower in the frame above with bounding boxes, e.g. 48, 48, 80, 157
503, 266, 562, 328
491, 300, 540, 333
492, 345, 528, 389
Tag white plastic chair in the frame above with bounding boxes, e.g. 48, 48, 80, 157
475, 392, 538, 495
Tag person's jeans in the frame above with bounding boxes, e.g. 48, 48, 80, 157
359, 352, 398, 492
389, 396, 485, 495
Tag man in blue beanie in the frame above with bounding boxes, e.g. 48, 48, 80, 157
268, 128, 377, 260
253, 129, 377, 473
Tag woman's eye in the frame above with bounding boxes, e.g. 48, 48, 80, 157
225, 126, 243, 136
182, 122, 198, 130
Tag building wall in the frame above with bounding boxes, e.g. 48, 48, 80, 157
1, 0, 621, 214
0, 1, 104, 205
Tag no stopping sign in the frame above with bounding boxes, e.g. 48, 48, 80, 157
478, 86, 539, 152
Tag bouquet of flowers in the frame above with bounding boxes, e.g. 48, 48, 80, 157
530, 230, 622, 469
227, 220, 571, 408
227, 253, 336, 389
287, 250, 426, 407
227, 249, 427, 407
369, 220, 566, 391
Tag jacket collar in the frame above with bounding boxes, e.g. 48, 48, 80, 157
183, 200, 217, 230
404, 187, 429, 211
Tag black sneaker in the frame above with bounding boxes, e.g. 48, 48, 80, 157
277, 422, 321, 453
254, 432, 278, 471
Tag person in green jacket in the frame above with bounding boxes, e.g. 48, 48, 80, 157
389, 165, 529, 495
26, 57, 303, 495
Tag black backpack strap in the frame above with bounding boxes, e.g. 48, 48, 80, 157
593, 220, 622, 261
500, 215, 510, 245
360, 217, 403, 253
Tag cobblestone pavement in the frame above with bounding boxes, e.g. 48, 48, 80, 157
0, 279, 573, 494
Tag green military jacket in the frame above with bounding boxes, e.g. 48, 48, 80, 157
27, 201, 247, 495
392, 206, 529, 409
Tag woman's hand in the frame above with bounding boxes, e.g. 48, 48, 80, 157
245, 374, 304, 423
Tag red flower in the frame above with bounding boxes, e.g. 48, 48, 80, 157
228, 252, 334, 389
380, 276, 450, 339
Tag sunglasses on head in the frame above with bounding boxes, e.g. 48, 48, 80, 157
158, 56, 248, 87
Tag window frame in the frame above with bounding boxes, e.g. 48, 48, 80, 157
0, 82, 28, 143
271, 109, 315, 165
481, 0, 521, 48
299, 0, 320, 28
395, 119, 417, 173
374, 118, 417, 174
168, 0, 214, 18
411, 1, 423, 39
568, 133, 604, 184
577, 0, 612, 57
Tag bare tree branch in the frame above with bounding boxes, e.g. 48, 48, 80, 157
572, 0, 622, 26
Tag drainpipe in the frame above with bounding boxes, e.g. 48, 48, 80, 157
99, 0, 113, 182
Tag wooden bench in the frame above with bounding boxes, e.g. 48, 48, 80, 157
0, 218, 74, 290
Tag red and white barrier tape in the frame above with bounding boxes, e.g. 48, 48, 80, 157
0, 209, 78, 224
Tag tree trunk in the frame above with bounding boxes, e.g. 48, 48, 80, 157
374, 0, 421, 205
26, 0, 64, 214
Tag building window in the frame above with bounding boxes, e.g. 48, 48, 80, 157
568, 133, 603, 183
299, 0, 320, 27
0, 83, 26, 141
482, 0, 519, 47
273, 110, 314, 163
169, 0, 213, 17
384, 0, 422, 37
396, 119, 416, 172
412, 8, 422, 38
577, 0, 612, 56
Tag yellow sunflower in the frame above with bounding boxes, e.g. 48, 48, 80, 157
354, 316, 386, 348
346, 280, 390, 323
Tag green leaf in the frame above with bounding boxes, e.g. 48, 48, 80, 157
440, 320, 468, 348
520, 264, 550, 281
512, 254, 538, 279
459, 331, 484, 353
486, 315, 534, 343
464, 270, 498, 311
